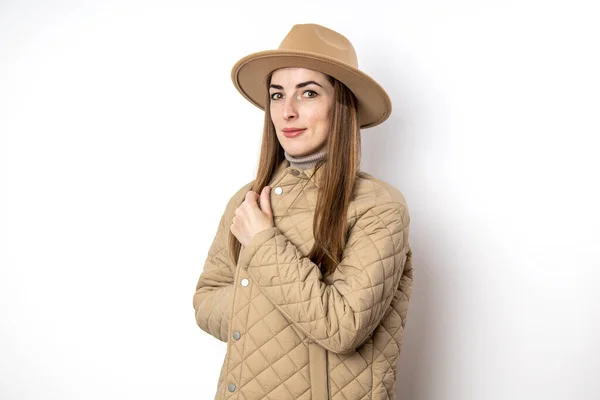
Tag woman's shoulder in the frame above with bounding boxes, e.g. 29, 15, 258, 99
349, 171, 410, 222
223, 174, 409, 223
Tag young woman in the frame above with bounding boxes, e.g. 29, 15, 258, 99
193, 23, 414, 400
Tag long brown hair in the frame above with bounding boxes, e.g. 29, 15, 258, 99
228, 70, 362, 276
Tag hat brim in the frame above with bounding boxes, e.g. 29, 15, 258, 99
231, 50, 392, 129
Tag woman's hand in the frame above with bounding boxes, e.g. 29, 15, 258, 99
231, 186, 274, 247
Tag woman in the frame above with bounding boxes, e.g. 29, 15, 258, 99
193, 23, 413, 400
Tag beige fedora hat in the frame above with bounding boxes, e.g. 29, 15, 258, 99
230, 23, 392, 129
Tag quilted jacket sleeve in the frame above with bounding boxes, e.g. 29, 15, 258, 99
192, 195, 237, 343
237, 201, 410, 354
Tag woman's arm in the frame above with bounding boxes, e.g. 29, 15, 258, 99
192, 182, 253, 342
238, 201, 411, 354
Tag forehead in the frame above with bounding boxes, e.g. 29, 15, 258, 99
270, 67, 328, 84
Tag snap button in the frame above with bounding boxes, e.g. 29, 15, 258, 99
240, 278, 249, 286
232, 331, 241, 340
290, 169, 300, 176
274, 186, 283, 195
228, 383, 236, 392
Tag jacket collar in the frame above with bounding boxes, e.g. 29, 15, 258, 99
270, 158, 325, 188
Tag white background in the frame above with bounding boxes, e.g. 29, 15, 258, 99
1, 1, 599, 399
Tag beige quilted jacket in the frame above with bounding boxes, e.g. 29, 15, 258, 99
193, 158, 413, 400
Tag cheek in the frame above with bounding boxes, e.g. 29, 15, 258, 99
316, 109, 331, 129
305, 108, 327, 126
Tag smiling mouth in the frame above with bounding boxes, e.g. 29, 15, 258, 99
283, 128, 306, 138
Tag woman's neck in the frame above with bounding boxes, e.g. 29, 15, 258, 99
284, 147, 327, 170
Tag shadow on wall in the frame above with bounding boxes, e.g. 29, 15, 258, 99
359, 54, 437, 400
394, 261, 436, 400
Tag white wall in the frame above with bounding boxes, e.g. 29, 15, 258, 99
1, 1, 599, 399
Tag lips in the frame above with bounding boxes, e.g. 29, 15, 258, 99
282, 128, 306, 138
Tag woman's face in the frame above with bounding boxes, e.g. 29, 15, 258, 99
269, 67, 335, 157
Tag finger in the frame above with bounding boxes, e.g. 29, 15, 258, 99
260, 186, 272, 215
247, 191, 262, 208
245, 191, 258, 206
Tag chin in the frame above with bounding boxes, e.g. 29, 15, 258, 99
286, 147, 312, 157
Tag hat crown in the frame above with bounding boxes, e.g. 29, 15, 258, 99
278, 24, 358, 68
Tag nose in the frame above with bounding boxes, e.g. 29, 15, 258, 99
282, 97, 297, 120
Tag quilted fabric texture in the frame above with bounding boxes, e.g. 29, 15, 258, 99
193, 158, 414, 400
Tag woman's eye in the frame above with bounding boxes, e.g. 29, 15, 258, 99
270, 91, 318, 100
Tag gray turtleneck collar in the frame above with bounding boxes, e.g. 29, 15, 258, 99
284, 147, 328, 170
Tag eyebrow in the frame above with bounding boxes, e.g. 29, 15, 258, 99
269, 80, 324, 90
